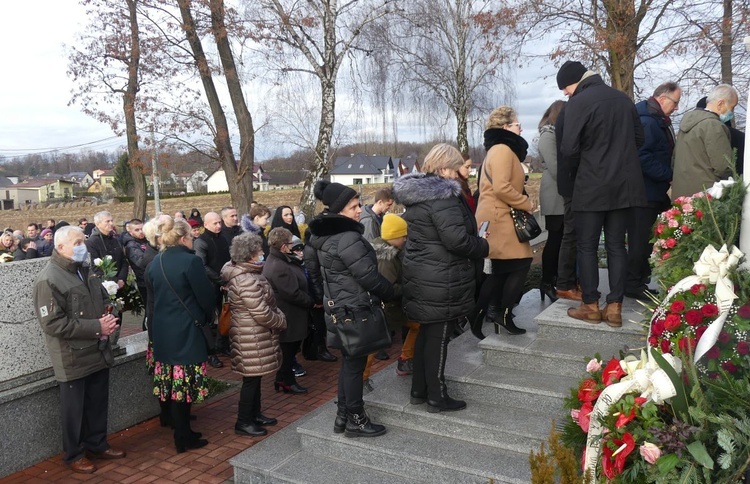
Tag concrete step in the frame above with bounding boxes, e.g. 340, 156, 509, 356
479, 331, 626, 378
299, 410, 532, 484
535, 298, 647, 349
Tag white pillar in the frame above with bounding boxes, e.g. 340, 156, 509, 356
741, 37, 750, 262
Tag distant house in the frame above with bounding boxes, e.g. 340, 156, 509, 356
8, 178, 76, 205
186, 171, 208, 193
0, 177, 15, 210
65, 172, 95, 188
170, 172, 193, 188
396, 155, 421, 177
207, 164, 270, 193
99, 170, 116, 191
329, 154, 395, 185
264, 171, 306, 190
92, 169, 107, 180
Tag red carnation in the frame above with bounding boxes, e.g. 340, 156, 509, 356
722, 361, 738, 374
664, 314, 681, 332
684, 309, 703, 326
670, 300, 686, 313
655, 224, 665, 235
706, 345, 721, 359
695, 210, 703, 219
737, 341, 750, 355
718, 331, 731, 344
661, 339, 672, 354
665, 238, 676, 248
681, 225, 692, 234
702, 304, 719, 317
648, 335, 659, 346
602, 358, 626, 386
738, 305, 750, 319
695, 326, 708, 341
578, 379, 601, 402
679, 336, 696, 353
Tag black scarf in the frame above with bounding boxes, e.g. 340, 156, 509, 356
483, 128, 529, 161
646, 97, 675, 151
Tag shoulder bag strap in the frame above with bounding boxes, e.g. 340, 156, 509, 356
316, 249, 335, 309
159, 254, 201, 326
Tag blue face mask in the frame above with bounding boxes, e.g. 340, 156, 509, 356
71, 244, 88, 263
720, 109, 734, 123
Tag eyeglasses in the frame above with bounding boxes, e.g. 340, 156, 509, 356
506, 122, 522, 129
664, 95, 680, 106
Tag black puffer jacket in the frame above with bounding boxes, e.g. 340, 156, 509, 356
193, 230, 230, 287
85, 227, 129, 283
393, 173, 489, 324
122, 232, 148, 287
305, 212, 394, 328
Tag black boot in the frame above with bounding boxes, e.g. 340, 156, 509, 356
494, 308, 526, 335
344, 410, 386, 438
427, 395, 467, 413
486, 304, 498, 323
539, 281, 558, 302
317, 345, 338, 362
173, 402, 208, 453
333, 403, 347, 434
469, 308, 486, 340
159, 400, 171, 427
235, 421, 268, 436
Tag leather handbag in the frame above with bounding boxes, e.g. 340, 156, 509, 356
218, 301, 231, 336
510, 208, 542, 242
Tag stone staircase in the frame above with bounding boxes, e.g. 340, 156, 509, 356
231, 292, 647, 483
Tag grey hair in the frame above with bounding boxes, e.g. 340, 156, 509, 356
230, 232, 264, 263
54, 225, 83, 247
268, 227, 292, 249
707, 84, 739, 105
653, 81, 680, 98
93, 211, 112, 225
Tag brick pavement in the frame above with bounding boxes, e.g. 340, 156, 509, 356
2, 336, 404, 484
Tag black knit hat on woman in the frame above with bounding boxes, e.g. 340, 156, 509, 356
313, 180, 358, 214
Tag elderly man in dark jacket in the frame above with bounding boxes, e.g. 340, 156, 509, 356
33, 226, 125, 474
86, 211, 129, 288
626, 82, 681, 301
305, 180, 394, 438
557, 61, 647, 327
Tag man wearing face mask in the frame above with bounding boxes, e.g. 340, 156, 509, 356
672, 84, 738, 199
33, 226, 125, 474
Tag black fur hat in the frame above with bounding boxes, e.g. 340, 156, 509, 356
313, 180, 358, 214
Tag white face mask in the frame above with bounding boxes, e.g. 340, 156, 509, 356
71, 244, 88, 263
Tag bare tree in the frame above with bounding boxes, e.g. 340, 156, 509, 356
68, 0, 150, 219
244, 0, 396, 216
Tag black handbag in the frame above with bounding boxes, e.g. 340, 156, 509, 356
320, 264, 391, 358
510, 208, 542, 242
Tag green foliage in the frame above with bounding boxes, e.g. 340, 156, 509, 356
204, 376, 232, 399
112, 152, 135, 196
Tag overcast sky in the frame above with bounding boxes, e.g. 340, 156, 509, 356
0, 1, 569, 162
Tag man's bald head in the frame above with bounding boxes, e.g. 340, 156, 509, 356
204, 212, 222, 234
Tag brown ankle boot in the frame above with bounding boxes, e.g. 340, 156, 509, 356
567, 302, 602, 323
601, 302, 623, 328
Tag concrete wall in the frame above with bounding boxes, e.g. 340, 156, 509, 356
0, 259, 159, 478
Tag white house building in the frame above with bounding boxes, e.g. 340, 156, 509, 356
206, 164, 269, 193
329, 154, 395, 185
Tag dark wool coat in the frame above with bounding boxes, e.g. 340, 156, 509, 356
220, 223, 242, 247
193, 229, 231, 287
560, 74, 647, 211
263, 248, 312, 343
221, 261, 286, 377
554, 103, 575, 198
304, 213, 395, 331
86, 227, 129, 283
147, 245, 216, 365
635, 99, 674, 206
393, 173, 489, 324
122, 232, 149, 287
33, 251, 113, 382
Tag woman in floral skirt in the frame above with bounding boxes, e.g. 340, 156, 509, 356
147, 217, 216, 453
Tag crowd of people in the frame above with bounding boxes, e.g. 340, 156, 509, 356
26, 58, 744, 474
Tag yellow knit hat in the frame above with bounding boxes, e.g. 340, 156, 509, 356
381, 213, 407, 240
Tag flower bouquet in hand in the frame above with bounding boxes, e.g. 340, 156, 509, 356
100, 279, 123, 348
93, 255, 117, 279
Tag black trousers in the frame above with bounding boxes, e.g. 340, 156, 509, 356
171, 401, 194, 445
138, 284, 148, 331
472, 259, 532, 320
338, 354, 368, 413
557, 196, 578, 290
626, 203, 662, 292
542, 215, 564, 284
237, 376, 262, 424
575, 209, 629, 304
58, 368, 110, 463
411, 320, 457, 402
277, 341, 301, 385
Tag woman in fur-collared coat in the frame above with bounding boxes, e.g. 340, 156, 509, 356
393, 143, 489, 414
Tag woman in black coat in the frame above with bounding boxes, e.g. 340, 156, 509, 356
305, 181, 395, 438
147, 217, 216, 453
271, 205, 302, 238
393, 143, 489, 413
263, 227, 312, 394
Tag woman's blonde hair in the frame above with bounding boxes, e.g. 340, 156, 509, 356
0, 232, 13, 249
485, 106, 517, 130
422, 143, 465, 175
159, 217, 191, 250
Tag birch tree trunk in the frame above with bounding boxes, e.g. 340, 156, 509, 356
301, 78, 336, 214
125, 0, 147, 220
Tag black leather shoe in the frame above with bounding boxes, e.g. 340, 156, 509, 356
345, 411, 386, 438
333, 406, 347, 434
470, 309, 486, 340
410, 390, 427, 405
289, 383, 308, 394
235, 422, 268, 437
426, 396, 467, 413
175, 437, 209, 453
208, 355, 223, 368
317, 347, 338, 362
252, 414, 277, 426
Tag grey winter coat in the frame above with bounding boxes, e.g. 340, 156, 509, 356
393, 173, 489, 324
672, 108, 733, 199
359, 205, 382, 242
33, 251, 113, 382
304, 212, 395, 333
538, 125, 565, 216
263, 248, 312, 343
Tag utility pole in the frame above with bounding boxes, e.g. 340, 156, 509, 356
151, 127, 161, 214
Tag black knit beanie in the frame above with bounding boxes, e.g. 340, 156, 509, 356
314, 180, 358, 214
556, 61, 587, 90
